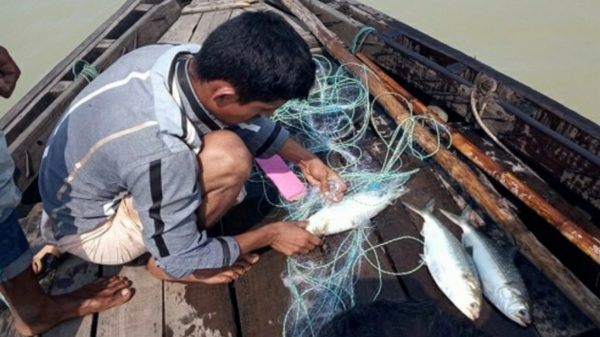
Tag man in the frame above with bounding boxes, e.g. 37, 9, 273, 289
39, 12, 346, 283
0, 46, 132, 336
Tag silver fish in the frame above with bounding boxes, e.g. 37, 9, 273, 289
306, 184, 400, 236
441, 208, 531, 326
403, 199, 482, 320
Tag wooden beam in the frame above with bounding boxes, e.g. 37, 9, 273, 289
279, 0, 600, 326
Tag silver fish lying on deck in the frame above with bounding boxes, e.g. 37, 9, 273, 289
403, 199, 482, 321
306, 183, 400, 236
440, 208, 531, 326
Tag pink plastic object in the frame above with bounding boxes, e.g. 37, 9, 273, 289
255, 155, 307, 201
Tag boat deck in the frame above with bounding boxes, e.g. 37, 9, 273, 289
0, 1, 598, 336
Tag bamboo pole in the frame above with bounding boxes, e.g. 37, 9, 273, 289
280, 0, 600, 326
357, 52, 600, 265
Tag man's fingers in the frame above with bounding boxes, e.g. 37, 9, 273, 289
308, 235, 322, 246
295, 220, 309, 229
305, 174, 321, 187
241, 253, 260, 264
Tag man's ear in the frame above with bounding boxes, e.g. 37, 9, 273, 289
210, 80, 239, 107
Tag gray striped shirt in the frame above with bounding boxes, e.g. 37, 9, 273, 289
39, 44, 289, 278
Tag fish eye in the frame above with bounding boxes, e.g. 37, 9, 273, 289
470, 303, 478, 309
518, 309, 527, 316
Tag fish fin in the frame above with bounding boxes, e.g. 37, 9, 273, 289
439, 209, 464, 228
465, 245, 474, 258
424, 198, 435, 213
460, 206, 472, 222
402, 201, 423, 217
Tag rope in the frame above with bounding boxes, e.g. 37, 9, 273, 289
350, 26, 377, 55
469, 76, 541, 178
267, 56, 449, 337
72, 59, 99, 83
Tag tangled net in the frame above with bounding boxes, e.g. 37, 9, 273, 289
254, 55, 451, 337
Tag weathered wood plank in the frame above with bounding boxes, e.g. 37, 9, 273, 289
42, 256, 100, 337
257, 2, 320, 49
190, 9, 233, 44
164, 282, 237, 337
235, 248, 288, 337
182, 0, 256, 15
160, 8, 203, 43
96, 265, 163, 337
355, 231, 408, 304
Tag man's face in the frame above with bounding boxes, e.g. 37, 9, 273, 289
210, 99, 286, 125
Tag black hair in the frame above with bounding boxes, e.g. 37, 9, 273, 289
317, 300, 489, 337
195, 11, 315, 104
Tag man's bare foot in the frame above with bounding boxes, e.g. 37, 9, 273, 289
147, 254, 260, 284
8, 275, 133, 336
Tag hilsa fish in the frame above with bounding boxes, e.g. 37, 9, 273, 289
440, 208, 531, 326
403, 199, 482, 321
306, 183, 399, 236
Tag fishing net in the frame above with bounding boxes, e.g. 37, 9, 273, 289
249, 55, 451, 336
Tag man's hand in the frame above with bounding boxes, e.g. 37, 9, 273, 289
298, 157, 347, 202
267, 220, 322, 256
0, 46, 20, 98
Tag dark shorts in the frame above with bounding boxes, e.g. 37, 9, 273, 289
0, 210, 31, 282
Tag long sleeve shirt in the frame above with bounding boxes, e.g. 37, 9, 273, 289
39, 44, 289, 278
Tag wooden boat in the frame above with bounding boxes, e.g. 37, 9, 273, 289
0, 0, 598, 336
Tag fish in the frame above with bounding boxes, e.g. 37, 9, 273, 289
440, 208, 531, 326
403, 199, 482, 321
306, 182, 400, 236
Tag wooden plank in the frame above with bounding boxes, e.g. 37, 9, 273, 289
164, 282, 238, 337
182, 1, 256, 15
235, 249, 288, 337
189, 9, 233, 44
160, 9, 203, 43
355, 231, 408, 304
96, 265, 163, 337
42, 256, 100, 337
257, 2, 320, 49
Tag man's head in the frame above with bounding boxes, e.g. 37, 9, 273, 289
190, 11, 315, 124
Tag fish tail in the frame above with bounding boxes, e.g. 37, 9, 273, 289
424, 198, 435, 213
460, 206, 472, 223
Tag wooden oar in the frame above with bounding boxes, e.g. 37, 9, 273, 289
280, 0, 600, 326
357, 52, 600, 265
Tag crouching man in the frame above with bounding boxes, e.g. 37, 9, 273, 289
39, 12, 346, 283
